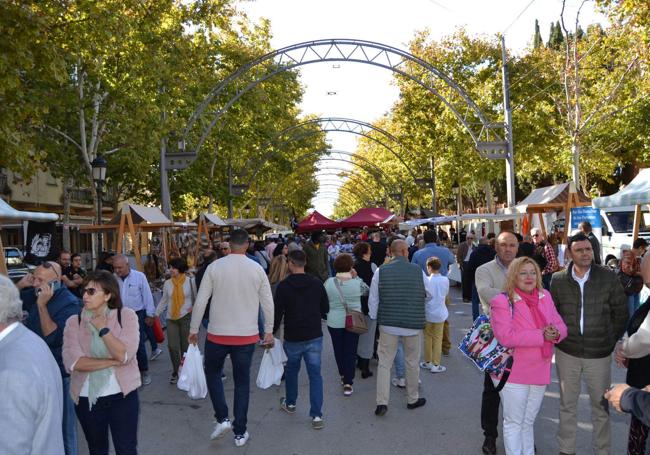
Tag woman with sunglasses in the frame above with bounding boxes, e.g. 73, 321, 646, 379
490, 256, 567, 455
63, 270, 141, 454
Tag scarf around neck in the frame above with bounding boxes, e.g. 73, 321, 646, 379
514, 288, 553, 358
170, 274, 186, 319
82, 307, 112, 410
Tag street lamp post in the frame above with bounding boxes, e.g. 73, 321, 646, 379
91, 155, 108, 260
452, 180, 461, 242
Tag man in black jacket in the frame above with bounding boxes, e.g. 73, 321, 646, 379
550, 232, 627, 455
466, 238, 495, 320
273, 250, 329, 429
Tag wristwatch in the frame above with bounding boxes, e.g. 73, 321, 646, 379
98, 327, 110, 338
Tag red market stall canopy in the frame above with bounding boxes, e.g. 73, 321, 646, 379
296, 211, 341, 233
339, 207, 395, 229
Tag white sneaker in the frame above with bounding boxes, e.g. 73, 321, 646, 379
234, 431, 249, 447
141, 373, 152, 386
150, 348, 163, 361
430, 364, 447, 373
419, 361, 433, 369
210, 419, 232, 440
391, 377, 406, 388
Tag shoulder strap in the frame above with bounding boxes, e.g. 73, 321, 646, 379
333, 279, 351, 313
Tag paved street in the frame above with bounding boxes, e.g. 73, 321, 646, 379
80, 285, 629, 454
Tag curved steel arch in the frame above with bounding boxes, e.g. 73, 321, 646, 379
181, 38, 507, 163
243, 154, 394, 211
314, 191, 369, 207
315, 167, 393, 196
316, 182, 378, 205
243, 117, 421, 182
242, 155, 393, 214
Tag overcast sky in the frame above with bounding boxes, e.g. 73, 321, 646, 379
240, 0, 607, 216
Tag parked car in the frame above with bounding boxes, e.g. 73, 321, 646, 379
601, 206, 650, 268
5, 247, 30, 283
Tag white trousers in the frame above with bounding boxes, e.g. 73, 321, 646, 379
494, 380, 546, 455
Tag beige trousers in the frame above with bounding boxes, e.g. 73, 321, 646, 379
423, 322, 444, 365
555, 349, 611, 455
376, 327, 421, 406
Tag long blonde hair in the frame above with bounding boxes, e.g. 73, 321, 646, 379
268, 255, 289, 285
505, 256, 544, 302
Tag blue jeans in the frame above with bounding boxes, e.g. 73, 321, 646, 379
144, 322, 157, 352
204, 340, 255, 436
327, 327, 359, 385
75, 391, 139, 455
628, 293, 641, 319
283, 337, 324, 418
394, 340, 405, 378
135, 310, 149, 372
471, 284, 481, 321
62, 376, 78, 455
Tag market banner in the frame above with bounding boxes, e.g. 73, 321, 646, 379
24, 221, 58, 264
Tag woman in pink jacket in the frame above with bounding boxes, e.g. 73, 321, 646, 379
63, 270, 141, 455
490, 256, 567, 455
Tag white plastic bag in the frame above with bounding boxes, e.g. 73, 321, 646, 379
256, 338, 286, 389
177, 344, 208, 399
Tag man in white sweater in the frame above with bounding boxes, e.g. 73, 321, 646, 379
189, 229, 274, 448
0, 274, 64, 455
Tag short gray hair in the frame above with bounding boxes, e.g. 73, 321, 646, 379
0, 275, 23, 325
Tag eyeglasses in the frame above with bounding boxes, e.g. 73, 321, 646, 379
220, 247, 230, 251
532, 234, 540, 237
82, 287, 103, 296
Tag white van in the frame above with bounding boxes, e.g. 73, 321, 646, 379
600, 205, 650, 268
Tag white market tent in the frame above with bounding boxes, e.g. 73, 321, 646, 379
593, 168, 650, 240
0, 199, 59, 276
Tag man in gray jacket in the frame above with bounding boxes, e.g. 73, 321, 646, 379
550, 232, 628, 455
475, 231, 519, 455
0, 274, 64, 455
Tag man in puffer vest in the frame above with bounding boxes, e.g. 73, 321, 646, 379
368, 239, 427, 416
550, 232, 627, 455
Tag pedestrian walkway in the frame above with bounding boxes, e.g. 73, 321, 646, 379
79, 286, 629, 454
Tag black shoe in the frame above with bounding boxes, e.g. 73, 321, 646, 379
374, 405, 387, 416
482, 436, 497, 455
406, 398, 426, 409
359, 358, 373, 378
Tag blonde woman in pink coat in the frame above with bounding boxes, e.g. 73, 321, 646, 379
490, 256, 568, 455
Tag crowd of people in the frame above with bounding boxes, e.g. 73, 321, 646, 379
1, 223, 650, 455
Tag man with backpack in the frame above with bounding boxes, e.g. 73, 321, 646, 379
474, 231, 519, 455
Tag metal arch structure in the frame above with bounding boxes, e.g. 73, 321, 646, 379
316, 182, 378, 205
314, 191, 369, 207
182, 39, 507, 158
241, 153, 396, 211
242, 117, 422, 182
240, 153, 397, 215
315, 167, 394, 200
175, 38, 516, 207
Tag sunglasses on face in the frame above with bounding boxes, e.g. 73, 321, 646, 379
82, 287, 103, 296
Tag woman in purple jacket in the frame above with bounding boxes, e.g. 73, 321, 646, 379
490, 256, 568, 455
